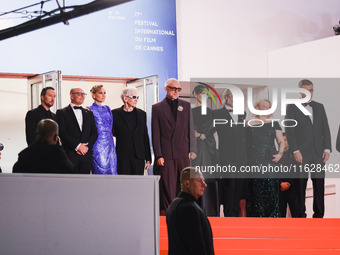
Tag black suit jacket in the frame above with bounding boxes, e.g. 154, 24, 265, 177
152, 98, 196, 160
285, 100, 331, 163
279, 150, 296, 184
213, 106, 247, 165
336, 125, 340, 153
166, 192, 214, 255
112, 106, 151, 161
56, 105, 98, 164
25, 105, 57, 145
13, 141, 74, 174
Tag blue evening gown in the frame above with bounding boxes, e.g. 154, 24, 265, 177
88, 103, 117, 175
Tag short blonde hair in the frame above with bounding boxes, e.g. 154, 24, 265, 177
253, 99, 272, 118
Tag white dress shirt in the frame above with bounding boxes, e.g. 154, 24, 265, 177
70, 103, 83, 131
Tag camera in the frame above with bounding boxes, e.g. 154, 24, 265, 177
333, 21, 340, 36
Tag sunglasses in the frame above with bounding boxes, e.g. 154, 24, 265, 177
167, 86, 182, 92
126, 95, 139, 99
72, 92, 87, 97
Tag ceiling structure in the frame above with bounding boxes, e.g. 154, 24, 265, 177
0, 0, 131, 41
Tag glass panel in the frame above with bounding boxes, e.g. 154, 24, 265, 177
135, 85, 144, 111
27, 71, 62, 112
30, 82, 43, 109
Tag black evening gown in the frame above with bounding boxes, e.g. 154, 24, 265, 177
192, 106, 219, 216
246, 121, 281, 217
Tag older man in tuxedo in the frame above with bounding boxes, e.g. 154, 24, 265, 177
152, 78, 196, 214
25, 86, 57, 145
56, 88, 98, 174
286, 79, 331, 218
213, 89, 247, 217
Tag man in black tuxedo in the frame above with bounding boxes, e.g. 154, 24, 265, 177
286, 79, 331, 218
13, 119, 74, 174
112, 87, 152, 175
166, 167, 214, 255
213, 89, 247, 217
56, 88, 98, 174
25, 86, 57, 145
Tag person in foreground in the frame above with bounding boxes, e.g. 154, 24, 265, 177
13, 119, 74, 174
166, 167, 214, 255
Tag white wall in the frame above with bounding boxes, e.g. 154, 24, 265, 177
0, 78, 27, 172
176, 0, 340, 80
268, 36, 340, 77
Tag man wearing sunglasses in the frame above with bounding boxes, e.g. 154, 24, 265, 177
111, 86, 152, 175
152, 78, 196, 215
56, 88, 98, 174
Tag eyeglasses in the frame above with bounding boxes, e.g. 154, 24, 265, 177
72, 92, 87, 97
167, 86, 182, 92
126, 95, 139, 99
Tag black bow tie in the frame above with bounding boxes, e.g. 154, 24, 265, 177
73, 106, 82, 110
302, 102, 311, 107
227, 109, 233, 112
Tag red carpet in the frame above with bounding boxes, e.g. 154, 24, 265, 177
159, 216, 340, 255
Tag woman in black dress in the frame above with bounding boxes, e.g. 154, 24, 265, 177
191, 84, 219, 216
246, 99, 285, 217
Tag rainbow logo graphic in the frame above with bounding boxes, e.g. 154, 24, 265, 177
196, 83, 222, 107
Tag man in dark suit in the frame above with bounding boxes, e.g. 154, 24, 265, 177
112, 86, 152, 175
286, 79, 331, 218
152, 78, 196, 214
336, 125, 340, 152
166, 167, 214, 255
13, 119, 74, 174
213, 89, 247, 217
25, 86, 57, 145
56, 88, 98, 174
279, 133, 298, 218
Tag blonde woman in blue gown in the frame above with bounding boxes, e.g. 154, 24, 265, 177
88, 85, 117, 175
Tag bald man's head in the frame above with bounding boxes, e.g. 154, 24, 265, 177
180, 167, 206, 200
36, 119, 59, 145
